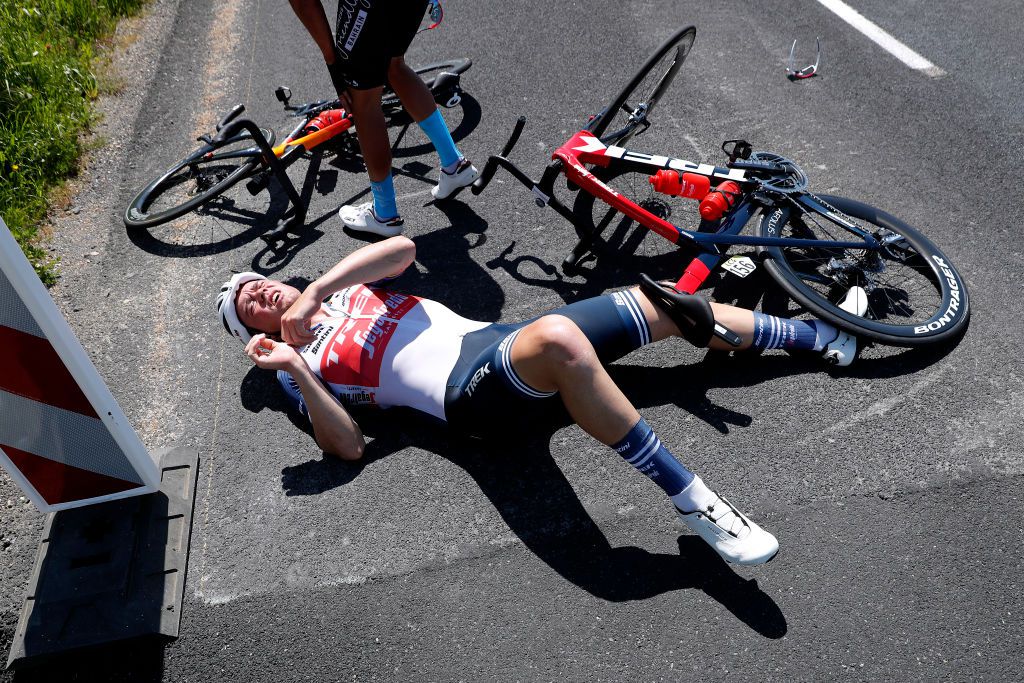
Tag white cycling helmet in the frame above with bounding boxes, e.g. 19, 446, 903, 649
216, 272, 264, 344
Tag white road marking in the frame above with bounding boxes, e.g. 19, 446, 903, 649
795, 368, 946, 448
816, 0, 946, 77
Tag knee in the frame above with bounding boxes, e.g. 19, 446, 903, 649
528, 315, 594, 367
350, 88, 380, 114
387, 57, 409, 79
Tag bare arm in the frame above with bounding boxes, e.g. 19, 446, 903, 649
287, 0, 337, 62
280, 236, 417, 345
245, 335, 365, 460
287, 357, 365, 460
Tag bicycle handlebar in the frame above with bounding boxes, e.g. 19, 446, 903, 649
471, 116, 527, 195
216, 104, 246, 132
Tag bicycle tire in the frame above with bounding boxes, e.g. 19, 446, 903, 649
381, 58, 472, 110
758, 195, 969, 346
123, 127, 275, 229
588, 26, 695, 146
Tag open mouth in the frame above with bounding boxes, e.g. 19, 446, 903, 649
272, 291, 281, 306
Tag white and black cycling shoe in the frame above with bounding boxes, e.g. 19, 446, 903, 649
676, 493, 779, 566
338, 202, 405, 238
432, 158, 479, 200
822, 286, 868, 367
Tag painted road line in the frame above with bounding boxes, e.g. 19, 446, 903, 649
816, 0, 946, 77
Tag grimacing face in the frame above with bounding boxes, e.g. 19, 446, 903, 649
235, 279, 302, 334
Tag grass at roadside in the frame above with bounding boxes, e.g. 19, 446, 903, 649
0, 0, 146, 285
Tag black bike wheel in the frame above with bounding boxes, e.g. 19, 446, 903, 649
588, 26, 695, 146
123, 127, 275, 229
569, 164, 697, 265
758, 195, 969, 346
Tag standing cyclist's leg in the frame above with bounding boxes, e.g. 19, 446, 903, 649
508, 314, 779, 566
389, 52, 480, 199
380, 3, 478, 201
330, 0, 406, 236
337, 85, 407, 235
387, 57, 439, 122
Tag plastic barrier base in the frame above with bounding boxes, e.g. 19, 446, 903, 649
6, 446, 199, 670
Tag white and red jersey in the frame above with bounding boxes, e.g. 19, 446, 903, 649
278, 284, 488, 421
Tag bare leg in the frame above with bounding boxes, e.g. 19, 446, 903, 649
509, 293, 763, 443
510, 315, 640, 444
387, 57, 437, 123
348, 86, 390, 182
510, 303, 780, 566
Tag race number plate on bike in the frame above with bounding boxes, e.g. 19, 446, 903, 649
721, 255, 756, 278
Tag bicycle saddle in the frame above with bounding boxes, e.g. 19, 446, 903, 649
638, 273, 741, 347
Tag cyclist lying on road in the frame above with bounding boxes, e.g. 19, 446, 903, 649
218, 237, 865, 566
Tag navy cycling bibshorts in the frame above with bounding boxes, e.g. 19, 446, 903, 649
444, 289, 653, 438
333, 0, 429, 89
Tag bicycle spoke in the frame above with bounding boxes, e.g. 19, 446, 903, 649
780, 207, 942, 327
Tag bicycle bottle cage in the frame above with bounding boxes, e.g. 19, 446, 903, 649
640, 273, 739, 347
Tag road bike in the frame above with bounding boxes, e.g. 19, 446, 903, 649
123, 59, 471, 245
470, 26, 968, 347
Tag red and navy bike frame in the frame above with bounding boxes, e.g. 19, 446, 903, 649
472, 120, 880, 295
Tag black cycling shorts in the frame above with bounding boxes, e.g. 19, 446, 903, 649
444, 289, 654, 438
332, 0, 429, 90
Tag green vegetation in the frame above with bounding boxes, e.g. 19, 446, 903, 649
0, 0, 146, 285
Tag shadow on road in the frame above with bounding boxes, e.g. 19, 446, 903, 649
244, 350, 802, 638
7, 636, 165, 683
270, 401, 786, 637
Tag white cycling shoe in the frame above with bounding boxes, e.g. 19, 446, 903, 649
822, 286, 868, 367
432, 158, 479, 200
338, 202, 405, 238
676, 493, 779, 566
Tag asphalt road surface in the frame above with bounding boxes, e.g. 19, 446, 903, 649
2, 0, 1023, 680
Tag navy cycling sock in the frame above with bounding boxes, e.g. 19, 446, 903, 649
370, 175, 399, 220
751, 312, 838, 351
417, 109, 462, 169
611, 418, 694, 497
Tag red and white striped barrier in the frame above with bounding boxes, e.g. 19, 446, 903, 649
0, 219, 158, 511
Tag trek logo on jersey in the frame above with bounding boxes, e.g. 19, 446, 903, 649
466, 362, 491, 397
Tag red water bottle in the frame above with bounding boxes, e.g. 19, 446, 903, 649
303, 109, 347, 134
648, 170, 710, 200
698, 180, 742, 220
